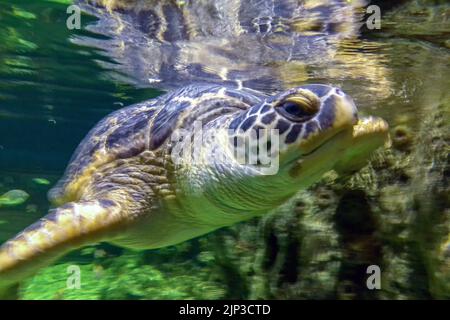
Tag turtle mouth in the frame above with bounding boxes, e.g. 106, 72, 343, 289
332, 116, 390, 174
286, 116, 389, 178
351, 116, 389, 140
304, 116, 389, 157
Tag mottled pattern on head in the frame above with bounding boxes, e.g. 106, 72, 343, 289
228, 85, 358, 170
227, 84, 355, 153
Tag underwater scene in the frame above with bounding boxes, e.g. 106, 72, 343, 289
0, 0, 448, 300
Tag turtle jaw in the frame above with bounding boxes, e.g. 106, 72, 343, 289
286, 116, 389, 182
352, 116, 389, 139
333, 116, 390, 175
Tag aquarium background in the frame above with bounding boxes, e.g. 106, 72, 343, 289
0, 0, 448, 299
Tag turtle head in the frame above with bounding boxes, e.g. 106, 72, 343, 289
174, 84, 388, 221
269, 85, 388, 183
218, 84, 389, 208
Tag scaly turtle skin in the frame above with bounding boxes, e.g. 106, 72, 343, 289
0, 0, 389, 294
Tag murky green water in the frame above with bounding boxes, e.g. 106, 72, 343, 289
0, 0, 161, 238
0, 0, 448, 299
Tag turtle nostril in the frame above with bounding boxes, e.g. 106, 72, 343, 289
335, 88, 345, 96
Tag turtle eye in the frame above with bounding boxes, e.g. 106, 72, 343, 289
277, 95, 320, 122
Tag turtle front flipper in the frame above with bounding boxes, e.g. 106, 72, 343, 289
0, 198, 127, 297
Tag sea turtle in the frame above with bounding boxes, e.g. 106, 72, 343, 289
0, 0, 389, 295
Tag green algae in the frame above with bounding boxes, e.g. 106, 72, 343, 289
21, 244, 227, 300
11, 7, 37, 20
31, 178, 51, 186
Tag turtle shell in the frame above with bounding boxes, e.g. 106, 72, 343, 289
48, 101, 157, 205
48, 84, 264, 205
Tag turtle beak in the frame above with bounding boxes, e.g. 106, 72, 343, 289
333, 116, 390, 175
281, 86, 388, 180
287, 115, 389, 181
